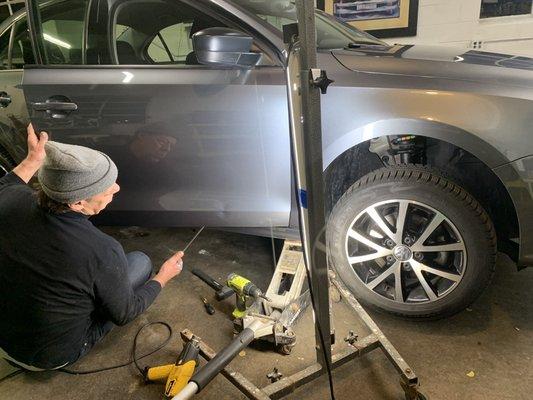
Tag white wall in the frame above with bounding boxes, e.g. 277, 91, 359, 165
386, 0, 533, 57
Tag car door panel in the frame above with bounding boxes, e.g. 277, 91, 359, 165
22, 0, 292, 228
23, 65, 291, 227
0, 20, 33, 166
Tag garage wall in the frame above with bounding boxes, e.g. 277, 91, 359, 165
385, 0, 533, 57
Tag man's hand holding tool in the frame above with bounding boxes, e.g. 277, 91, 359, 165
154, 251, 184, 288
154, 227, 205, 288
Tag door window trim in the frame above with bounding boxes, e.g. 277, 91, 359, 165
1, 24, 14, 69
7, 24, 15, 69
81, 0, 91, 64
26, 0, 44, 64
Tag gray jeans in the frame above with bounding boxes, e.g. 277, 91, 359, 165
74, 251, 153, 363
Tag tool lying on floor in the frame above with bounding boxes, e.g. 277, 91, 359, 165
191, 269, 234, 301
226, 273, 271, 318
145, 337, 201, 398
192, 269, 272, 318
201, 297, 215, 315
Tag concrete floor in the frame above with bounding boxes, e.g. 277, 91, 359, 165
1, 227, 532, 400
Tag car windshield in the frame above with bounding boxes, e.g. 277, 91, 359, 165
230, 0, 387, 49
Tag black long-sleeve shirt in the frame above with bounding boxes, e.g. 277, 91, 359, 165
0, 173, 161, 369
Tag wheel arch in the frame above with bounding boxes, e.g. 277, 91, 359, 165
324, 120, 520, 263
323, 118, 509, 171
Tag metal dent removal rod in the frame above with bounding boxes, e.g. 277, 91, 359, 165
183, 227, 205, 253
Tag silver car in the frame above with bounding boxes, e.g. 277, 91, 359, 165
0, 0, 531, 319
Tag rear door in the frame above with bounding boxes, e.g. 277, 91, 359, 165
23, 0, 291, 228
0, 10, 35, 174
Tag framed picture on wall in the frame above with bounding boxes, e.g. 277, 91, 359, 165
480, 0, 533, 19
318, 0, 419, 38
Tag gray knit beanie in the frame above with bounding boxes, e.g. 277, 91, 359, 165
38, 141, 118, 204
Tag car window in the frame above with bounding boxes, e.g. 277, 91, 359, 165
34, 0, 90, 65
114, 0, 227, 65
0, 27, 11, 69
146, 22, 195, 63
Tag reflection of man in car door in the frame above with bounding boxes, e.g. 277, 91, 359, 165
130, 127, 178, 164
106, 123, 178, 194
101, 123, 181, 211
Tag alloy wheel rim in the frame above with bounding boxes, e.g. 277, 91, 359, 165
344, 200, 467, 304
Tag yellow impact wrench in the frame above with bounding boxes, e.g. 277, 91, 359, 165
145, 337, 200, 397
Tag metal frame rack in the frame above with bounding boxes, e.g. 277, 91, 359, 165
177, 4, 426, 398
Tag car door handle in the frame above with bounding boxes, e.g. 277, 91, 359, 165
32, 101, 78, 112
31, 95, 78, 119
0, 91, 11, 108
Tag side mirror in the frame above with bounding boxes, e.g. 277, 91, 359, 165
192, 27, 262, 69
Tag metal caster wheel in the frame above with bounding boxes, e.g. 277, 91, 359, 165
401, 382, 428, 400
277, 344, 293, 355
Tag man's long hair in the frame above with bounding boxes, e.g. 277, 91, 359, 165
36, 189, 71, 214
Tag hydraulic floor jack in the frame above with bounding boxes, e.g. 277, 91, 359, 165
236, 240, 310, 355
190, 239, 310, 356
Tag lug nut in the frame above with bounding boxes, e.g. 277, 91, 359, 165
385, 239, 395, 247
386, 255, 394, 263
414, 252, 423, 260
404, 236, 414, 245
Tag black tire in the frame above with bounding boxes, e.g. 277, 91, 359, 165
327, 165, 496, 319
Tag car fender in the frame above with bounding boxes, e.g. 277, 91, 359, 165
322, 117, 509, 171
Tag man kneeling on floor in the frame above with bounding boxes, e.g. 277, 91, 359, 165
0, 124, 184, 370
